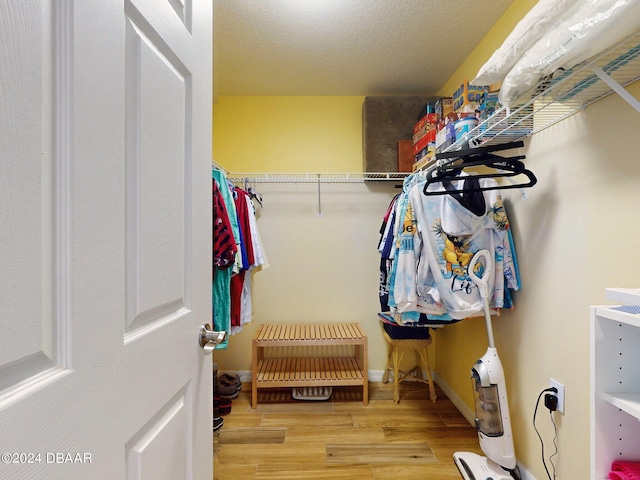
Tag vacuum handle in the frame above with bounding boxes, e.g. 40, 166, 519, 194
468, 249, 492, 299
469, 249, 496, 348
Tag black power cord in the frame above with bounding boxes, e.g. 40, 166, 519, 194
549, 410, 558, 479
534, 387, 559, 480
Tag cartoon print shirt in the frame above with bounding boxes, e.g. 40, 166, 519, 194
393, 174, 519, 320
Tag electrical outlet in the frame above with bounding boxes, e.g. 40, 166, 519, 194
550, 378, 565, 414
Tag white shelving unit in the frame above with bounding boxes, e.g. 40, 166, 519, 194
591, 288, 640, 479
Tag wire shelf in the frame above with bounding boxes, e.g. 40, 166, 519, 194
227, 172, 409, 184
445, 29, 640, 151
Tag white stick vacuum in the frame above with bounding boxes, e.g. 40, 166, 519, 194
453, 249, 521, 480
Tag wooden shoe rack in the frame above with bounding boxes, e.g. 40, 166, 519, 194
251, 323, 368, 408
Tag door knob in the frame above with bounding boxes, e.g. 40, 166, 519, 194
199, 324, 226, 354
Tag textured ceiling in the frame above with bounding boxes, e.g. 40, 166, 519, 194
213, 0, 515, 96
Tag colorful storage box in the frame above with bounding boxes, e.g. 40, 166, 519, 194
453, 79, 488, 113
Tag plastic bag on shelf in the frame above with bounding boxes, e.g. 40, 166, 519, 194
499, 0, 640, 107
470, 0, 580, 86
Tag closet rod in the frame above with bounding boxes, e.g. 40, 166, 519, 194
226, 172, 409, 184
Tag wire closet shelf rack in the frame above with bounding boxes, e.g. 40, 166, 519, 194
226, 172, 408, 185
446, 29, 640, 152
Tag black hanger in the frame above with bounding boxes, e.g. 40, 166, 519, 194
423, 140, 537, 196
247, 186, 263, 207
432, 152, 527, 178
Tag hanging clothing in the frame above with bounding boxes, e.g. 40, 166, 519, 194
384, 171, 453, 324
378, 170, 520, 324
212, 169, 239, 350
246, 191, 268, 270
212, 169, 269, 344
230, 271, 246, 330
229, 186, 269, 335
235, 190, 269, 334
213, 180, 237, 269
394, 174, 519, 320
378, 194, 399, 312
212, 171, 240, 246
230, 187, 255, 330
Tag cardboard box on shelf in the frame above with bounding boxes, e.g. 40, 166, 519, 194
435, 122, 456, 153
412, 122, 431, 144
413, 113, 438, 136
412, 149, 435, 172
416, 102, 436, 122
453, 79, 488, 113
478, 91, 500, 121
413, 128, 436, 154
435, 98, 453, 120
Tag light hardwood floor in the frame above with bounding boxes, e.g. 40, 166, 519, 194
213, 380, 482, 479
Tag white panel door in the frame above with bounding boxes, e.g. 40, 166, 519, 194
0, 1, 213, 479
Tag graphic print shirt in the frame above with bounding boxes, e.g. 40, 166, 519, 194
393, 175, 519, 320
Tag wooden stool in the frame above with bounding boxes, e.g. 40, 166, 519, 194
381, 329, 437, 404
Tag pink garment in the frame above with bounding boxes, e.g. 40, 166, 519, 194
610, 473, 629, 480
610, 461, 640, 480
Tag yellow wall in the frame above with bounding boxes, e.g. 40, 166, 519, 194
213, 96, 364, 172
